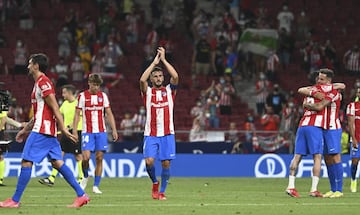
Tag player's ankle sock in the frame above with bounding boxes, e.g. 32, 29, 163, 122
83, 168, 89, 178
12, 166, 32, 202
77, 160, 84, 179
160, 168, 170, 193
146, 165, 158, 183
49, 168, 58, 183
351, 164, 358, 181
0, 160, 5, 183
287, 175, 295, 189
58, 164, 85, 197
334, 162, 343, 192
310, 176, 319, 192
327, 164, 336, 192
94, 176, 101, 187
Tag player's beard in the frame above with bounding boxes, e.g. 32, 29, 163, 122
154, 81, 163, 88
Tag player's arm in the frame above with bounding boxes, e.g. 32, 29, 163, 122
44, 94, 77, 143
159, 47, 179, 86
333, 83, 346, 90
15, 118, 34, 143
6, 116, 25, 128
105, 107, 118, 142
72, 108, 81, 140
298, 86, 325, 100
0, 115, 6, 130
348, 114, 358, 149
303, 98, 331, 111
139, 51, 161, 94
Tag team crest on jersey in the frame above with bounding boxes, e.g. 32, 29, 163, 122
98, 97, 103, 102
162, 91, 167, 97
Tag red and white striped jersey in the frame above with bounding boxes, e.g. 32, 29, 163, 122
323, 88, 342, 130
266, 54, 279, 71
31, 74, 57, 136
298, 96, 325, 128
347, 102, 360, 141
143, 85, 175, 137
344, 50, 360, 71
76, 90, 110, 133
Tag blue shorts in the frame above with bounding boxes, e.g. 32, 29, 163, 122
22, 132, 63, 163
82, 132, 108, 152
323, 129, 342, 154
294, 126, 323, 155
143, 134, 176, 161
350, 142, 360, 158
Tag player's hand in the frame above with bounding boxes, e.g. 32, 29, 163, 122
157, 47, 166, 61
63, 129, 78, 143
353, 141, 358, 150
313, 92, 325, 100
15, 128, 29, 143
72, 129, 79, 144
112, 130, 118, 142
152, 52, 161, 65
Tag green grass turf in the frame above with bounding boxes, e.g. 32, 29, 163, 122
0, 177, 358, 215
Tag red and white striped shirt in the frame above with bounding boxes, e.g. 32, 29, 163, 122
323, 88, 342, 130
266, 54, 279, 71
143, 85, 175, 137
77, 90, 109, 133
31, 74, 57, 136
298, 96, 326, 128
347, 102, 360, 141
344, 50, 360, 71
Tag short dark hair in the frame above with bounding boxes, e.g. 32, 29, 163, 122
29, 53, 49, 72
62, 84, 76, 95
151, 66, 163, 74
319, 68, 334, 79
88, 73, 103, 85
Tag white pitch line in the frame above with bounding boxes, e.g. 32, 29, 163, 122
22, 202, 360, 207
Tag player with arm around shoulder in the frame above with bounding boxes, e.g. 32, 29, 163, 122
139, 47, 179, 200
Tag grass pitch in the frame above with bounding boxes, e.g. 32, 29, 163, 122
0, 177, 358, 215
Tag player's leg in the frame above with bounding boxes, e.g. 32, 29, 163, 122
350, 143, 360, 192
323, 129, 343, 198
285, 126, 308, 197
75, 130, 83, 182
1, 132, 46, 207
158, 135, 176, 200
91, 132, 108, 194
0, 154, 5, 186
92, 150, 104, 194
309, 153, 323, 197
80, 133, 95, 190
143, 136, 159, 199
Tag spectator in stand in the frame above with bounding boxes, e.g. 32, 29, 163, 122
277, 3, 294, 33
91, 51, 106, 74
54, 57, 69, 88
296, 10, 309, 42
322, 39, 338, 71
349, 79, 360, 101
190, 99, 204, 119
144, 26, 159, 57
343, 45, 360, 76
13, 40, 28, 74
224, 45, 238, 76
191, 9, 209, 41
189, 116, 204, 141
266, 84, 287, 115
102, 40, 123, 74
98, 8, 113, 43
261, 106, 280, 132
0, 56, 8, 75
255, 72, 272, 116
212, 35, 228, 77
229, 122, 243, 153
64, 8, 78, 38
77, 45, 92, 75
126, 6, 140, 44
0, 27, 6, 48
120, 111, 135, 142
18, 0, 33, 30
206, 83, 220, 128
161, 6, 176, 35
277, 27, 294, 70
132, 106, 146, 141
70, 56, 85, 82
308, 42, 323, 83
216, 75, 235, 115
192, 34, 212, 88
280, 100, 298, 134
243, 112, 256, 153
92, 39, 102, 56
57, 27, 72, 59
265, 50, 279, 82
83, 16, 96, 45
150, 0, 162, 28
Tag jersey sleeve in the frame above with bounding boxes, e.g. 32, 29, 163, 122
77, 93, 85, 109
103, 92, 110, 108
38, 79, 55, 98
347, 103, 355, 116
